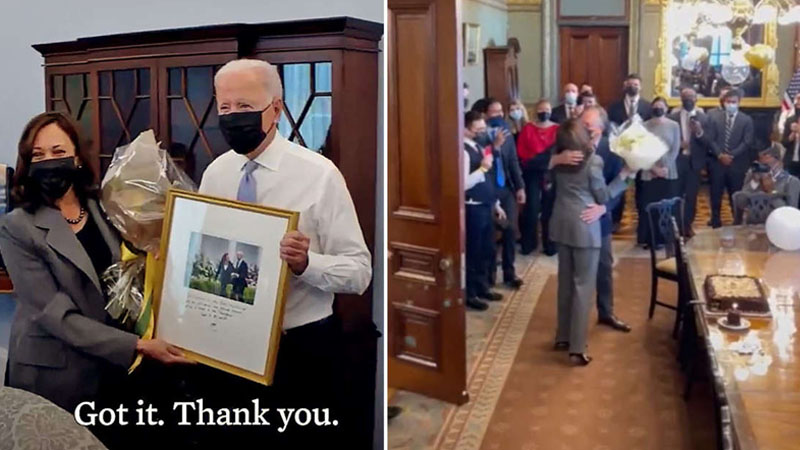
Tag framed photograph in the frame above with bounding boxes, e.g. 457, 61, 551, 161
463, 23, 481, 66
153, 189, 299, 385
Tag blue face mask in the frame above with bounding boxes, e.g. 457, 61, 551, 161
724, 103, 738, 115
486, 116, 508, 130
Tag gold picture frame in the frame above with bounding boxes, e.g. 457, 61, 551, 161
152, 188, 299, 386
463, 23, 481, 66
654, 0, 781, 108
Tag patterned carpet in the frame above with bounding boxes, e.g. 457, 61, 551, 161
615, 183, 732, 240
478, 258, 715, 450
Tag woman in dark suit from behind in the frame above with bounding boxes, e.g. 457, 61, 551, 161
216, 252, 234, 297
0, 112, 192, 444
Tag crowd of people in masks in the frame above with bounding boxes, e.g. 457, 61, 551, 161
462, 73, 800, 365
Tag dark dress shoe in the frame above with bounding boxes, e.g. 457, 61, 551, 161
466, 297, 489, 310
598, 315, 632, 332
504, 277, 523, 289
569, 353, 593, 366
478, 291, 503, 301
553, 341, 569, 351
543, 246, 557, 256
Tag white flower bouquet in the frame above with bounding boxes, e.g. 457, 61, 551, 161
608, 116, 669, 172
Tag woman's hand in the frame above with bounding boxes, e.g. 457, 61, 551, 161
136, 338, 195, 365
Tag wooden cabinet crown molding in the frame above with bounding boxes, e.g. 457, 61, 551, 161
33, 17, 383, 65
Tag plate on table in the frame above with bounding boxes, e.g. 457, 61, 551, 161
717, 317, 750, 332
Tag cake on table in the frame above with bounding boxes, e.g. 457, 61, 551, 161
705, 275, 769, 314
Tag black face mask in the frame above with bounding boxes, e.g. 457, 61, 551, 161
537, 112, 551, 122
29, 157, 78, 200
682, 99, 696, 111
474, 132, 492, 148
219, 105, 275, 155
624, 86, 639, 97
652, 108, 666, 118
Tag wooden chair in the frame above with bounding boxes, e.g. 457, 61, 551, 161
645, 197, 685, 320
731, 191, 781, 225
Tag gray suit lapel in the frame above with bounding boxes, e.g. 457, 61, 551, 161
34, 205, 102, 293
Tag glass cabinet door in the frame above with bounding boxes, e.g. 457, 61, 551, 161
277, 62, 332, 153
49, 73, 93, 143
98, 68, 154, 174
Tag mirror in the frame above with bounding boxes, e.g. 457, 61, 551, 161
655, 0, 781, 108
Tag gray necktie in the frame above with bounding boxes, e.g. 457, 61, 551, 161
237, 160, 259, 203
725, 114, 733, 152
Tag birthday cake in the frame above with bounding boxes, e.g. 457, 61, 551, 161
705, 275, 769, 314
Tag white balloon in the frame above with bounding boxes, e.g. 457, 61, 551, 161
765, 207, 800, 251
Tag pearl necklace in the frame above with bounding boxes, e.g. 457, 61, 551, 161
65, 208, 87, 225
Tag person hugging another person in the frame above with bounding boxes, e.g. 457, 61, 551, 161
549, 119, 631, 366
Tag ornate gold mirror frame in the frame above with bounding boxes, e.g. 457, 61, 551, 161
654, 0, 781, 108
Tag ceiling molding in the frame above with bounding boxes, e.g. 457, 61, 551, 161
468, 0, 509, 12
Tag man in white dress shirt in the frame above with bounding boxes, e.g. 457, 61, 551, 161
190, 58, 371, 446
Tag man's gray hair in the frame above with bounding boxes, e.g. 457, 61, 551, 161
215, 58, 283, 102
581, 105, 608, 131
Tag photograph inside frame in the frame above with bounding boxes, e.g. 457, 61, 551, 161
0, 0, 384, 449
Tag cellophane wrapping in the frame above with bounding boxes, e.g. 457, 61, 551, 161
609, 116, 669, 172
99, 129, 196, 328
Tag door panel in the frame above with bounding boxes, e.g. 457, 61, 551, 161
388, 0, 468, 405
560, 26, 628, 107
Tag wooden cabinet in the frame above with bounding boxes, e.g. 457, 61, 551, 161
33, 17, 382, 329
483, 39, 520, 108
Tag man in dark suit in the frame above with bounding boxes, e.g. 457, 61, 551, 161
667, 86, 711, 236
607, 74, 652, 230
232, 251, 249, 301
551, 83, 580, 124
607, 73, 652, 127
485, 99, 525, 288
700, 89, 754, 228
781, 92, 800, 178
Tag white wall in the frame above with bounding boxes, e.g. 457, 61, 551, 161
0, 1, 385, 448
461, 0, 509, 104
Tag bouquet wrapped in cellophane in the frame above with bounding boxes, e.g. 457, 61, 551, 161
99, 130, 196, 371
608, 115, 669, 172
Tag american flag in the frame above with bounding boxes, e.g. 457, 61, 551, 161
780, 67, 800, 132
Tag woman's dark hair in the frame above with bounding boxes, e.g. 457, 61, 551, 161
554, 119, 593, 173
12, 112, 98, 213
651, 96, 668, 108
220, 252, 229, 263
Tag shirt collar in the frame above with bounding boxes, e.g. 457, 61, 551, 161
464, 137, 477, 148
242, 132, 287, 172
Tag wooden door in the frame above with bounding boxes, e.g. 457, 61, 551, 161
388, 0, 468, 405
484, 46, 519, 109
559, 26, 628, 107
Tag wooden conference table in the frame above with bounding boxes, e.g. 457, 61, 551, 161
686, 226, 800, 450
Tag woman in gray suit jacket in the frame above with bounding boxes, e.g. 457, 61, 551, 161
549, 119, 629, 365
0, 113, 192, 427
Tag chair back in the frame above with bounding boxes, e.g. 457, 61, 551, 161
646, 196, 684, 264
733, 191, 780, 225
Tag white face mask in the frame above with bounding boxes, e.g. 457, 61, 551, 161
565, 92, 578, 105
509, 109, 523, 121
